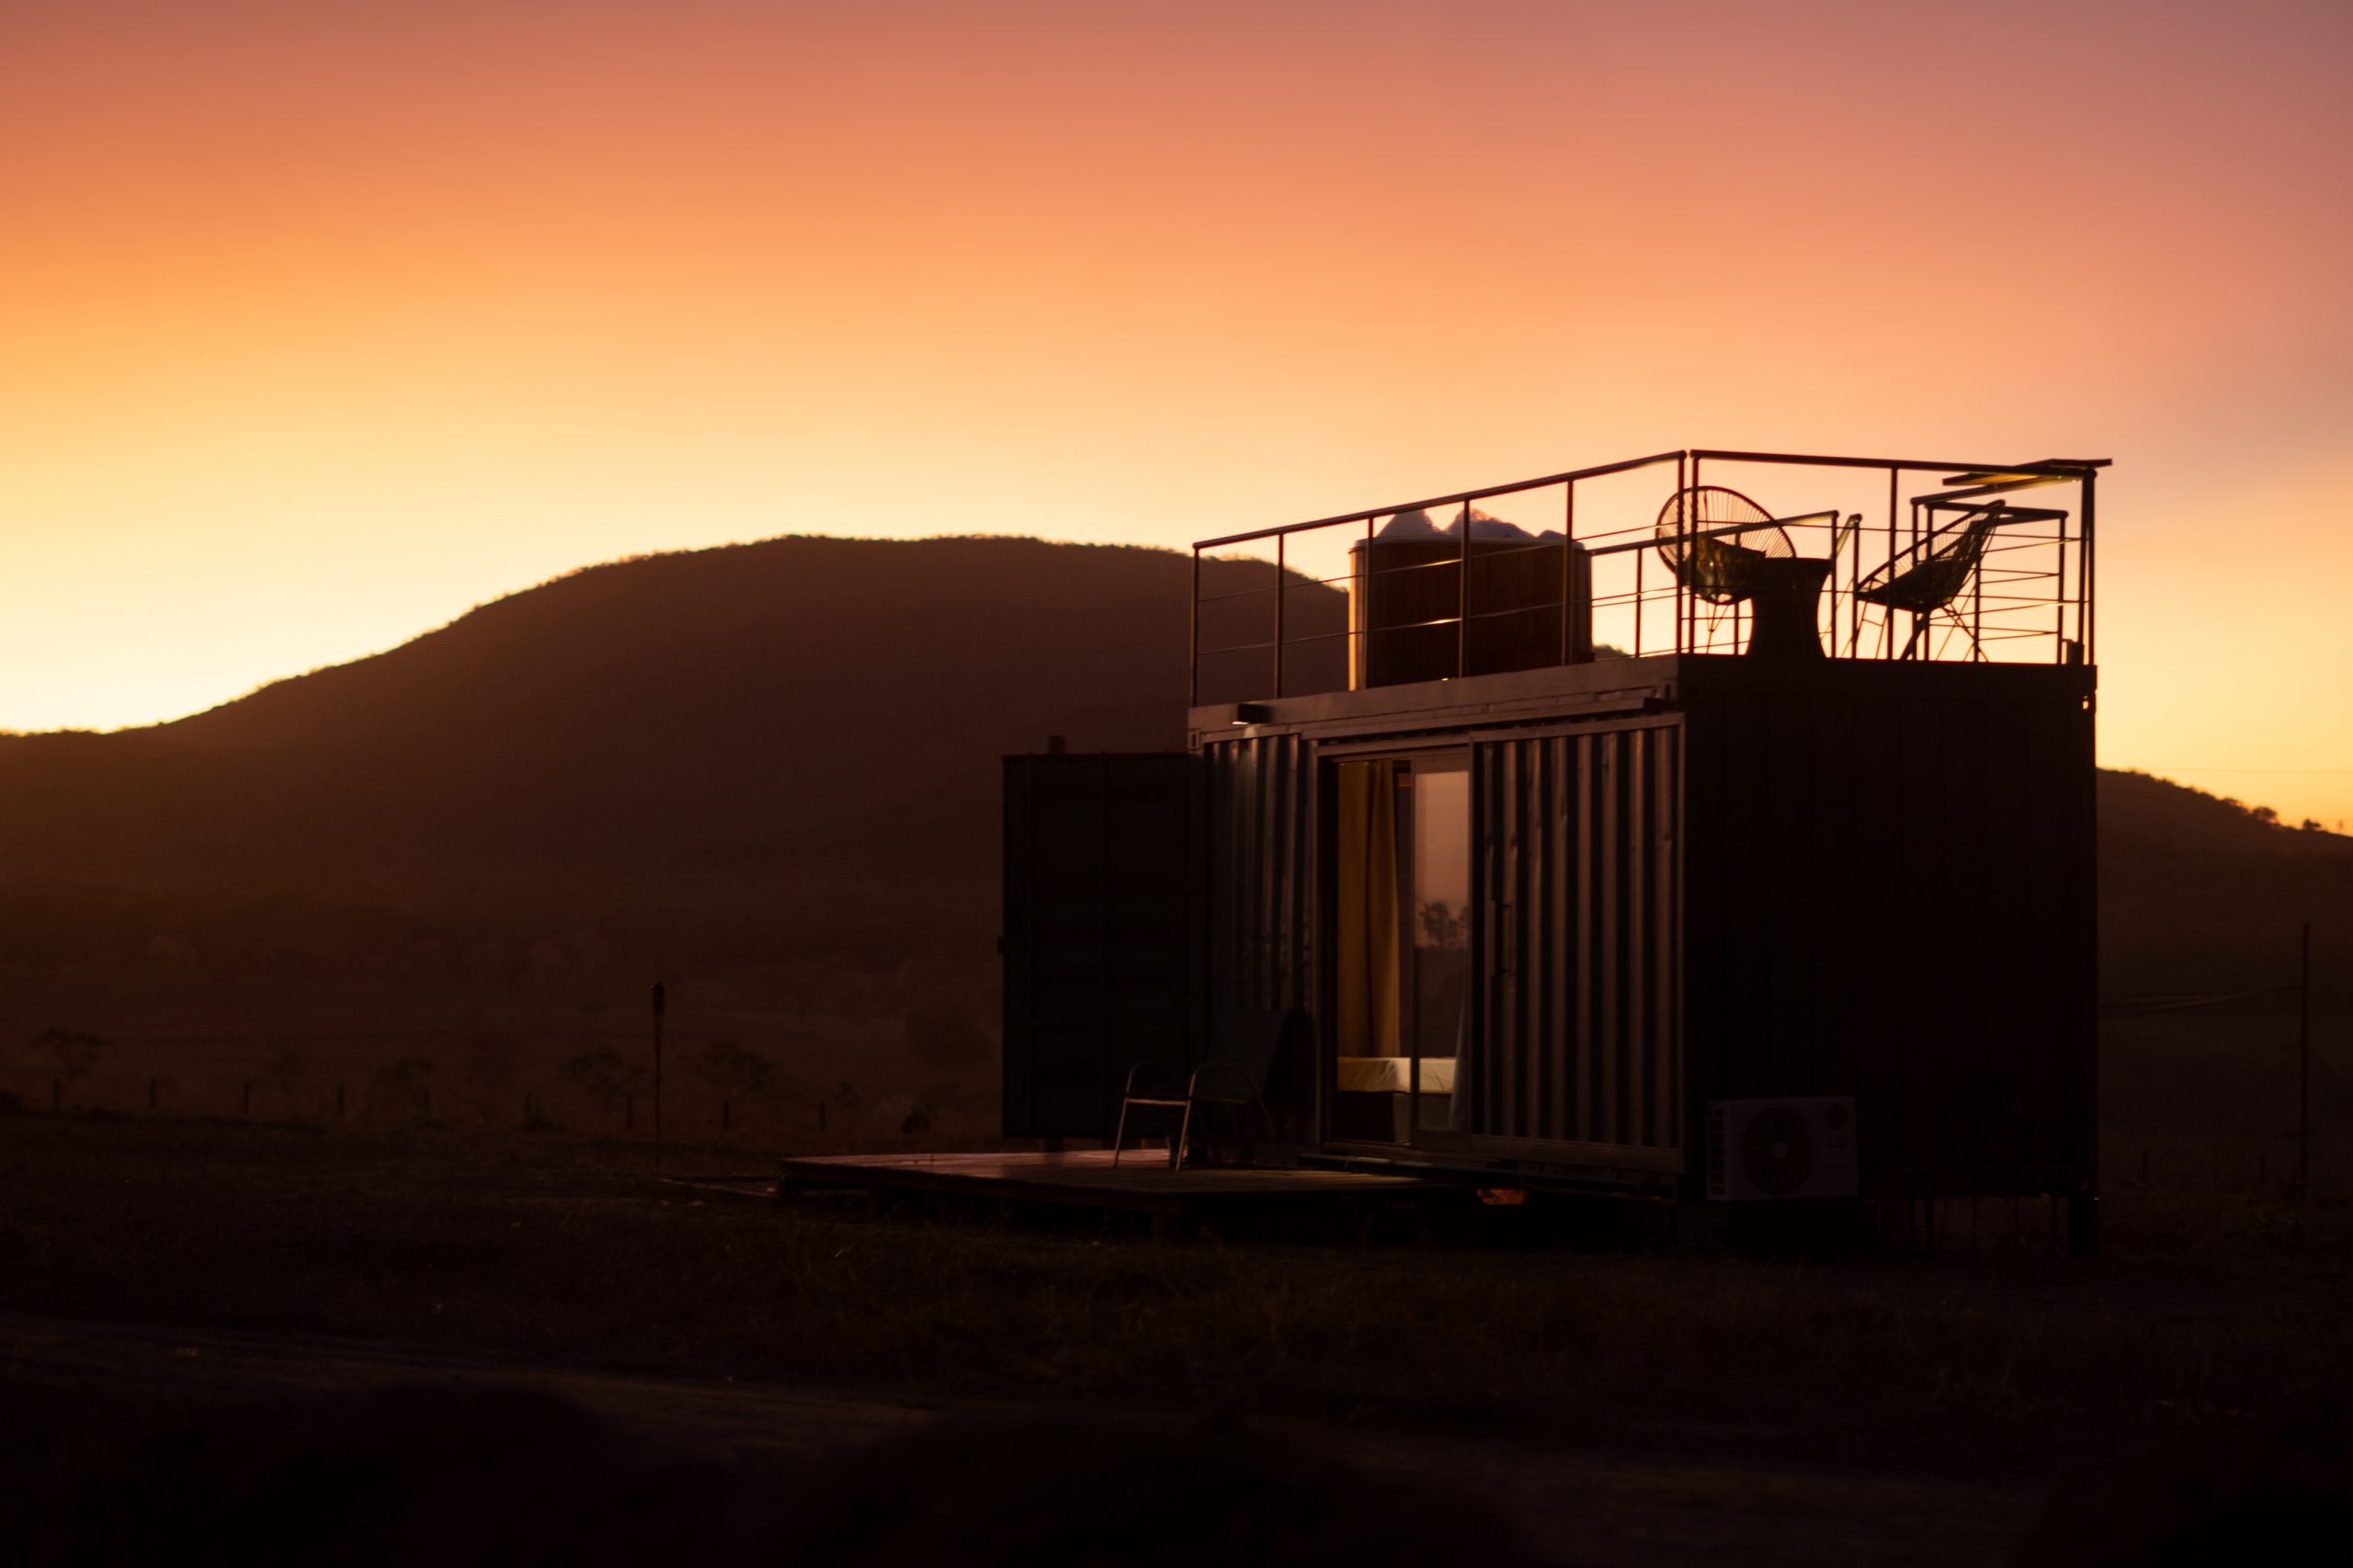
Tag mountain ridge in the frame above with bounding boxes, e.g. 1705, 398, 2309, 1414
3, 532, 2346, 1013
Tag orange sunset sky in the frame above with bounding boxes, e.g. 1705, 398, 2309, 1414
4, 1, 2350, 824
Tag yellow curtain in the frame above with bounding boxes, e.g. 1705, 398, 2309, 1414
1335, 761, 1402, 1057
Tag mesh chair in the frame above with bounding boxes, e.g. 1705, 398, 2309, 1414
1856, 503, 2006, 659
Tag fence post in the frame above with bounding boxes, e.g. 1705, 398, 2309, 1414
2299, 922, 2312, 1204
652, 981, 667, 1176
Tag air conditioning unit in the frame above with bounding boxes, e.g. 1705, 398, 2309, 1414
1706, 1096, 1858, 1200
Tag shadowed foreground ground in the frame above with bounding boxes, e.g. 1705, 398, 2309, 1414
3, 1112, 2349, 1564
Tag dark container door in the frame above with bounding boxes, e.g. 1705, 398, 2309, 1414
1472, 717, 1684, 1174
1001, 753, 1198, 1140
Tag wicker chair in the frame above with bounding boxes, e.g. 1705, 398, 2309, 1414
1655, 485, 1795, 606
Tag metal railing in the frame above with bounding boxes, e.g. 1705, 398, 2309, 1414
1188, 448, 2103, 707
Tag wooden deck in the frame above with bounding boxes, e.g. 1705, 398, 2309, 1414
768, 1148, 1458, 1217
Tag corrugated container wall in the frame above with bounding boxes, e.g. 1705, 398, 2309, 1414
1202, 733, 1316, 1020
1473, 719, 1683, 1165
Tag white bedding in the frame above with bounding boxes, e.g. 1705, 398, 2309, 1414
1336, 1055, 1456, 1095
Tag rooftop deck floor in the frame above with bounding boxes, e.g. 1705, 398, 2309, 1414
769, 1147, 1458, 1217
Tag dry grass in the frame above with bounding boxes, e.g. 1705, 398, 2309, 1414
4, 1111, 2350, 1467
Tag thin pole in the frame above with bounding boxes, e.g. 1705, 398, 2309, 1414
1881, 466, 1897, 659
1188, 550, 1200, 707
1561, 482, 1574, 665
1695, 453, 1720, 654
1973, 538, 1984, 659
1674, 451, 1686, 654
1273, 532, 1286, 699
652, 980, 666, 1176
2054, 508, 2067, 661
1456, 504, 1471, 678
2081, 470, 2097, 665
1850, 497, 1865, 656
1690, 452, 1704, 651
1636, 537, 1645, 658
2299, 924, 2312, 1203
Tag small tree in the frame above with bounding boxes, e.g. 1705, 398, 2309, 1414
264, 1044, 315, 1110
371, 1056, 437, 1122
463, 1033, 520, 1110
30, 1028, 104, 1095
559, 1049, 647, 1126
1419, 900, 1467, 949
693, 1038, 778, 1103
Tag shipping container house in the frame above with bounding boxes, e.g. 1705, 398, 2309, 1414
1002, 449, 2104, 1242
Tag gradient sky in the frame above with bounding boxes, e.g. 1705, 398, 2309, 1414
5, 0, 2350, 824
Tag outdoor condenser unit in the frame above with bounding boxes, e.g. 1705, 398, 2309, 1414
1705, 1097, 1859, 1200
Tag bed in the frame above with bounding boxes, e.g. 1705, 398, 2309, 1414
1335, 1055, 1456, 1095
1333, 1054, 1456, 1141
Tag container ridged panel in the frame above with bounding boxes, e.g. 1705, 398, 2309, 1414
1203, 733, 1315, 1018
1474, 721, 1681, 1155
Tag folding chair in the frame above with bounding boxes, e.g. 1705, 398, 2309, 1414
1110, 1011, 1300, 1170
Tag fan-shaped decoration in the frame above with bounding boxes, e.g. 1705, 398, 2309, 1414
1654, 486, 1796, 605
1739, 1104, 1817, 1196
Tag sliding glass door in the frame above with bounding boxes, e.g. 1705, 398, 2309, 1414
1329, 751, 1470, 1147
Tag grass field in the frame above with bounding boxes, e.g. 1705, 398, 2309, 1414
6, 1109, 2350, 1443
0, 1003, 998, 1153
5, 1108, 2350, 1563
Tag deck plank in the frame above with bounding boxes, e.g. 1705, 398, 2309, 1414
771, 1148, 1452, 1214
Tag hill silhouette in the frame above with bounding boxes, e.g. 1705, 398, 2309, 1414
0, 538, 1343, 1048
6, 538, 1199, 905
1, 534, 2345, 1157
2099, 767, 2352, 993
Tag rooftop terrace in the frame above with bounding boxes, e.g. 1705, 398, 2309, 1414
1190, 448, 2105, 708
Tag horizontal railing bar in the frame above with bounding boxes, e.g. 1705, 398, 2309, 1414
1919, 500, 2073, 519
1193, 584, 1280, 607
1586, 510, 1840, 558
1691, 449, 2109, 476
1190, 450, 1685, 550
